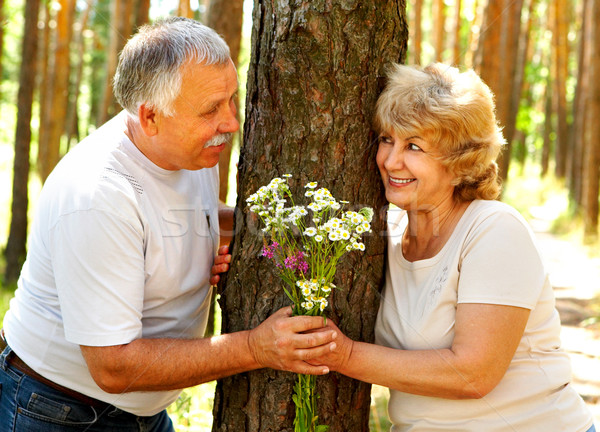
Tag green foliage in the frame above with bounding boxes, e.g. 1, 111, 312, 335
86, 0, 110, 130
166, 383, 217, 431
0, 0, 24, 90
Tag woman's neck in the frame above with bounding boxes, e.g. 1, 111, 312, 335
402, 198, 471, 261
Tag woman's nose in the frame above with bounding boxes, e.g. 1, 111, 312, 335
384, 145, 404, 170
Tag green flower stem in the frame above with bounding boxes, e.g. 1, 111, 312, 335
293, 373, 328, 432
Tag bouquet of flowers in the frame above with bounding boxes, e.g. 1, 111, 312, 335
246, 174, 373, 432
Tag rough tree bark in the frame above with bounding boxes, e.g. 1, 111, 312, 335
4, 0, 40, 283
212, 1, 407, 431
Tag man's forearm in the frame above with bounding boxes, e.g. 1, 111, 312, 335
80, 307, 338, 394
81, 331, 257, 394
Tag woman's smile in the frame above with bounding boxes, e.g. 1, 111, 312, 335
389, 177, 416, 186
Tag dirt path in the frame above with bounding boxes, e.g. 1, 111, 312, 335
531, 222, 600, 426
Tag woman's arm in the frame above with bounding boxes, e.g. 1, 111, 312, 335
319, 303, 529, 399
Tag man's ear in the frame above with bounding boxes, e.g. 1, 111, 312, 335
138, 104, 159, 137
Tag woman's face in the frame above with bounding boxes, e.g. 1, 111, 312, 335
376, 130, 456, 211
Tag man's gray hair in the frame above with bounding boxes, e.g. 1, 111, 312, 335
113, 16, 231, 117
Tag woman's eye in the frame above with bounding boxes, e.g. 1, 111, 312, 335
408, 142, 422, 151
378, 135, 393, 145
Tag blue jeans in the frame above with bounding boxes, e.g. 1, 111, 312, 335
0, 345, 174, 431
588, 426, 597, 432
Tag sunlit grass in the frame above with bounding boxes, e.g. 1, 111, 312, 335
503, 162, 600, 257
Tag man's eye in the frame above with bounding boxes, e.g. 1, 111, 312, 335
202, 106, 218, 117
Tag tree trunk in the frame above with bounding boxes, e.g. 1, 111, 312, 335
569, 0, 587, 207
178, 0, 195, 19
551, 0, 570, 179
474, 0, 503, 98
0, 0, 5, 97
109, 0, 134, 116
65, 3, 92, 150
87, 0, 111, 130
38, 0, 75, 182
541, 75, 553, 178
133, 0, 150, 31
203, 0, 245, 338
4, 0, 40, 284
496, 0, 524, 181
97, 0, 132, 125
212, 1, 407, 431
433, 0, 445, 62
411, 0, 422, 64
36, 0, 52, 173
464, 0, 480, 69
451, 0, 462, 65
205, 0, 245, 203
582, 0, 600, 239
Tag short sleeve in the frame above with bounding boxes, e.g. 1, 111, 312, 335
49, 208, 146, 346
457, 209, 546, 309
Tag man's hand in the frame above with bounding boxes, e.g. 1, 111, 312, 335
247, 307, 338, 375
210, 245, 231, 285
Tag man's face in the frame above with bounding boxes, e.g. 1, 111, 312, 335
150, 60, 239, 171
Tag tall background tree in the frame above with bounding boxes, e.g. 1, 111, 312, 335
205, 0, 244, 203
212, 1, 407, 431
4, 0, 40, 283
37, 0, 76, 182
0, 0, 5, 95
581, 0, 600, 239
201, 0, 245, 339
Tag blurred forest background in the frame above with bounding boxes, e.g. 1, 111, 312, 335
0, 0, 599, 283
0, 0, 599, 429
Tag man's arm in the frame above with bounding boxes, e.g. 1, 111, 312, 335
80, 307, 337, 394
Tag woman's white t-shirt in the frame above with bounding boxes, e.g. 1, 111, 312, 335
4, 112, 219, 416
375, 199, 593, 432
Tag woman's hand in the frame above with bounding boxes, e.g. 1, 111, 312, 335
307, 319, 354, 373
210, 245, 231, 285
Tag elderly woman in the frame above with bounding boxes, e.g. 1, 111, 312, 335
317, 63, 595, 431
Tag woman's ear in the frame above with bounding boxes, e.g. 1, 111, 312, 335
138, 104, 159, 137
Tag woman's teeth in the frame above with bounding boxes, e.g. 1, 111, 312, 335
390, 177, 415, 184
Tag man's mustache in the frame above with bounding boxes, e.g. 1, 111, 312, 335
204, 133, 233, 148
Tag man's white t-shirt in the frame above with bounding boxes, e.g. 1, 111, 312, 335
375, 200, 593, 432
4, 112, 219, 416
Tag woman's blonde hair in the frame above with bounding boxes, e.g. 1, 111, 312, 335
374, 63, 505, 201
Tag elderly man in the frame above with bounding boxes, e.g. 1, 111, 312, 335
0, 17, 336, 431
